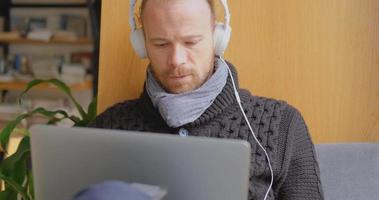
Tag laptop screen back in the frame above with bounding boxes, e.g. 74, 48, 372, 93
30, 125, 251, 200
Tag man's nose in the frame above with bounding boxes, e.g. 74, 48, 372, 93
169, 45, 187, 68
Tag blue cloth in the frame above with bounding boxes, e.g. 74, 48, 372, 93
73, 180, 152, 200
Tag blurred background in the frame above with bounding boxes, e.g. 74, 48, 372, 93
98, 0, 379, 143
0, 0, 378, 145
0, 0, 101, 152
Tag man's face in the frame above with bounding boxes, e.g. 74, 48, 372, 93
142, 0, 215, 94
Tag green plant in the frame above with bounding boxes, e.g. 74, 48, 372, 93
0, 79, 97, 200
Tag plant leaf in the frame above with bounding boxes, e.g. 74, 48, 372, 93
74, 97, 97, 127
0, 137, 31, 200
30, 107, 69, 119
0, 189, 17, 200
18, 79, 45, 105
86, 97, 97, 124
0, 137, 30, 184
0, 107, 70, 152
73, 120, 89, 127
47, 117, 62, 125
46, 79, 87, 119
68, 115, 81, 123
19, 79, 88, 120
13, 128, 30, 137
27, 169, 34, 199
0, 113, 30, 153
0, 173, 30, 200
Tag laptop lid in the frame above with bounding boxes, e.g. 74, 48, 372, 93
30, 125, 251, 200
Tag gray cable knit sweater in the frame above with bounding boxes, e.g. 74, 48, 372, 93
89, 63, 324, 200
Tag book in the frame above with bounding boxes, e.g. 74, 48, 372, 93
11, 16, 29, 35
0, 57, 5, 74
27, 29, 53, 42
0, 74, 14, 82
0, 17, 4, 32
47, 15, 61, 32
53, 30, 78, 41
0, 104, 26, 121
30, 55, 60, 78
28, 17, 47, 31
70, 52, 92, 69
0, 46, 4, 59
60, 63, 86, 84
61, 15, 87, 37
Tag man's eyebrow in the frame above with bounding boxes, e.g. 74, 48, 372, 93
149, 35, 203, 42
150, 38, 168, 42
182, 35, 203, 40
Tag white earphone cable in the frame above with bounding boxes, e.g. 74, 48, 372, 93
219, 56, 274, 200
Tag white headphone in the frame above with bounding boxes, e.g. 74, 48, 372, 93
129, 0, 232, 58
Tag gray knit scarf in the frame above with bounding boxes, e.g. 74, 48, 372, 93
146, 58, 228, 128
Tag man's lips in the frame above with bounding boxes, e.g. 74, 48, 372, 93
170, 75, 189, 79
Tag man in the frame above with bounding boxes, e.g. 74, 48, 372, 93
89, 0, 324, 199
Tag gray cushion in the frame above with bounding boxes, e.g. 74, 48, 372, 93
315, 143, 379, 200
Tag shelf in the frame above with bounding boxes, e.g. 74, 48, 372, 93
0, 79, 92, 91
0, 32, 92, 45
11, 0, 87, 7
11, 4, 88, 8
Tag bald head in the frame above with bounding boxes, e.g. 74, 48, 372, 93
140, 0, 215, 20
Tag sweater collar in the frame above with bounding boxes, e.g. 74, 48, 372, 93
139, 60, 239, 128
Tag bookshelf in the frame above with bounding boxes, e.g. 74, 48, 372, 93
0, 79, 92, 91
0, 0, 96, 129
0, 32, 92, 45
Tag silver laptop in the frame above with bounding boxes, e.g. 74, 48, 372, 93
30, 125, 251, 200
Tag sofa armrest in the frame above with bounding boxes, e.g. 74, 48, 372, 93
315, 143, 379, 200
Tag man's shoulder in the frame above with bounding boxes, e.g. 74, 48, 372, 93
239, 89, 301, 119
88, 98, 141, 128
102, 98, 141, 114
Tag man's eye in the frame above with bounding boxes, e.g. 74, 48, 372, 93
185, 41, 198, 46
155, 43, 168, 47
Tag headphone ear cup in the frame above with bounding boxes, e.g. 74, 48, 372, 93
213, 23, 231, 56
130, 28, 147, 58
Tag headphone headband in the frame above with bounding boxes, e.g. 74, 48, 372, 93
129, 0, 230, 31
129, 0, 232, 58
129, 0, 138, 31
220, 0, 230, 27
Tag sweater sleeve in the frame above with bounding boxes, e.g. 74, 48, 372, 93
277, 109, 324, 200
